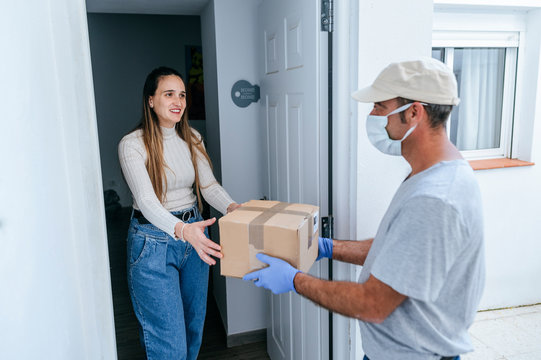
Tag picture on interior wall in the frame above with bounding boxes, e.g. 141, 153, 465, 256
185, 45, 206, 120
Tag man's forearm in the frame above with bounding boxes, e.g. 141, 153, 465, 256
293, 272, 402, 323
332, 239, 373, 266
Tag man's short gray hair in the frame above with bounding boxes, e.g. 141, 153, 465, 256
397, 97, 453, 129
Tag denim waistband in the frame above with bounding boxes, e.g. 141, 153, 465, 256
132, 204, 200, 224
170, 204, 200, 219
130, 205, 201, 236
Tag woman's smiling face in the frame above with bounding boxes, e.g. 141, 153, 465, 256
149, 75, 186, 128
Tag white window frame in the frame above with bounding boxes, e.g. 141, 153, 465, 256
433, 31, 519, 159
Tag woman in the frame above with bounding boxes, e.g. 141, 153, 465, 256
118, 66, 240, 360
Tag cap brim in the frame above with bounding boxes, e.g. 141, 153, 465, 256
351, 86, 396, 103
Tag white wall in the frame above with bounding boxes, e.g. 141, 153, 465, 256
355, 0, 434, 242
203, 0, 269, 336
432, 4, 541, 310
0, 0, 116, 359
354, 0, 434, 358
473, 8, 541, 310
200, 0, 233, 333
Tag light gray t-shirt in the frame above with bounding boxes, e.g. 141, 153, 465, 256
358, 160, 485, 360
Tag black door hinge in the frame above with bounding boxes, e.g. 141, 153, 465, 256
321, 215, 334, 238
321, 0, 334, 32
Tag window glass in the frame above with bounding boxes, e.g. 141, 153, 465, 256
432, 48, 444, 62
452, 48, 506, 151
432, 47, 507, 151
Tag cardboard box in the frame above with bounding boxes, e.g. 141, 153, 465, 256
219, 200, 319, 278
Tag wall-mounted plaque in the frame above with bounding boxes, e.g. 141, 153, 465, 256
231, 80, 260, 108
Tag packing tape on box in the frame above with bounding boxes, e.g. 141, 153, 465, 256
237, 202, 315, 250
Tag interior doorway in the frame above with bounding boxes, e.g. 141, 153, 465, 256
85, 9, 268, 359
86, 12, 207, 211
86, 0, 340, 358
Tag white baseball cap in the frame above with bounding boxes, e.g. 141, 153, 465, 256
352, 58, 460, 106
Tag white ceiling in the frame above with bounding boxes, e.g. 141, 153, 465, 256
86, 0, 210, 15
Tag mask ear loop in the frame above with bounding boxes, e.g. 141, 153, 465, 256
389, 102, 428, 141
386, 102, 415, 116
400, 124, 417, 141
386, 102, 428, 116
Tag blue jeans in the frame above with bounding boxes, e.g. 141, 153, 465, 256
127, 206, 209, 360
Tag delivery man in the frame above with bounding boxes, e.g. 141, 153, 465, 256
243, 58, 485, 360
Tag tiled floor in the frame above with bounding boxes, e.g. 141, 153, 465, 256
464, 304, 541, 360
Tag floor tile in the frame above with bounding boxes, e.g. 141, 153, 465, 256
509, 311, 541, 339
468, 316, 541, 357
506, 352, 541, 360
462, 335, 503, 360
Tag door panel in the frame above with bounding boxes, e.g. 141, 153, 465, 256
259, 0, 329, 359
285, 15, 303, 70
287, 94, 303, 202
266, 95, 280, 200
265, 30, 280, 74
270, 288, 289, 359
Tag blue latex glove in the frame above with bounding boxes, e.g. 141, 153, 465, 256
243, 253, 301, 294
317, 237, 333, 260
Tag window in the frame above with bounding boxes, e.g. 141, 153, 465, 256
432, 31, 519, 159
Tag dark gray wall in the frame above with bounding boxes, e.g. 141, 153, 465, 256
88, 13, 204, 206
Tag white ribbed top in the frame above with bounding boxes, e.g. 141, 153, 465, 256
118, 126, 234, 238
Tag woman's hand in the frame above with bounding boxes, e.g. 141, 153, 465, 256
175, 218, 222, 265
227, 202, 242, 213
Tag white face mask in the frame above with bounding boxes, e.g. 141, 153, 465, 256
366, 102, 422, 156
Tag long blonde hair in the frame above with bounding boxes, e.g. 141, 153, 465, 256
139, 66, 212, 211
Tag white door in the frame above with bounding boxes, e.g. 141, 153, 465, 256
258, 0, 329, 359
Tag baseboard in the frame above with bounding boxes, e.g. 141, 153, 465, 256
226, 328, 267, 348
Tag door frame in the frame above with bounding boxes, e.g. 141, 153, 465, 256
331, 0, 360, 359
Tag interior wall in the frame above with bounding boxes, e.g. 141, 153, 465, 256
206, 0, 269, 336
0, 0, 116, 358
87, 13, 204, 206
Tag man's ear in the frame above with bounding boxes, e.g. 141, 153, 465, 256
409, 102, 425, 124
